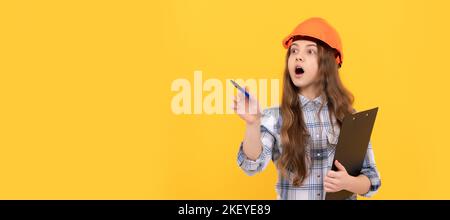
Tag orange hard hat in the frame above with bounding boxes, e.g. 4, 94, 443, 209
282, 17, 343, 66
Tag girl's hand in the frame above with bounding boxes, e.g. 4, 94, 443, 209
324, 160, 353, 193
231, 87, 261, 125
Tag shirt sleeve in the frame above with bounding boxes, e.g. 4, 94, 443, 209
359, 141, 381, 197
236, 108, 278, 176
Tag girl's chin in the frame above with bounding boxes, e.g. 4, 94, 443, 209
291, 78, 308, 87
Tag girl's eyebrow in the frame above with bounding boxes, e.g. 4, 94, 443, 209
291, 43, 317, 48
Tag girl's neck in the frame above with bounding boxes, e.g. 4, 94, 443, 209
299, 85, 321, 100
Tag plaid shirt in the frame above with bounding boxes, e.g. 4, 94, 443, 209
237, 95, 381, 200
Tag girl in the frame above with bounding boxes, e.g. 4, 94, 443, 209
232, 17, 381, 200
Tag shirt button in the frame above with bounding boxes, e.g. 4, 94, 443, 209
317, 175, 321, 178
317, 153, 321, 156
316, 134, 320, 138
317, 193, 321, 197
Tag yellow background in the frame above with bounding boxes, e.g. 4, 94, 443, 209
1, 0, 449, 199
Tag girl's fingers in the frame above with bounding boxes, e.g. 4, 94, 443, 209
334, 160, 347, 172
327, 171, 339, 178
232, 93, 259, 116
232, 103, 240, 112
230, 102, 236, 110
325, 187, 336, 193
233, 97, 243, 111
231, 99, 241, 112
324, 177, 339, 186
325, 182, 337, 190
323, 176, 339, 185
237, 90, 245, 100
324, 183, 336, 192
233, 87, 260, 113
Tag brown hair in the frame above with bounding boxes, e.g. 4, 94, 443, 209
277, 36, 354, 186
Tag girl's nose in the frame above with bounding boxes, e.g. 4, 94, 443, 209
295, 56, 304, 62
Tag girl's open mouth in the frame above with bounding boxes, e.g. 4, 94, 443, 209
295, 66, 304, 75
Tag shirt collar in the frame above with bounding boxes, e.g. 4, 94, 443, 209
299, 94, 327, 108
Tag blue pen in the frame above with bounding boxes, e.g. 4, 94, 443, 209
230, 80, 250, 99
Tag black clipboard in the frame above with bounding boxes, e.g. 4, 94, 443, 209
325, 107, 378, 200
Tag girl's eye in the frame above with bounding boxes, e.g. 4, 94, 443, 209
308, 49, 316, 55
290, 49, 298, 54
